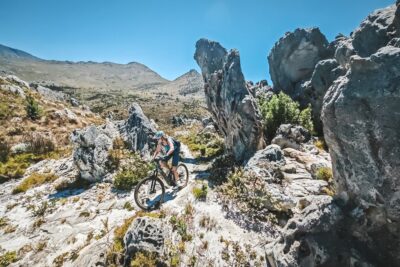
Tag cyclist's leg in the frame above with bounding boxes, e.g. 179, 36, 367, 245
171, 147, 180, 181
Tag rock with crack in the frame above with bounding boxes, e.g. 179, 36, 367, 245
71, 121, 120, 182
194, 38, 265, 162
268, 28, 332, 97
119, 103, 156, 158
322, 45, 400, 265
124, 216, 167, 265
271, 124, 311, 150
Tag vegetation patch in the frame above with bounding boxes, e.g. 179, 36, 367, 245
258, 92, 313, 141
0, 251, 18, 267
177, 130, 224, 159
12, 172, 58, 194
316, 167, 333, 182
130, 251, 158, 267
113, 153, 153, 191
192, 184, 208, 201
25, 94, 42, 120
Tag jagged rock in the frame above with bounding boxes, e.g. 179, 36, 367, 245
171, 115, 186, 127
388, 37, 400, 47
322, 46, 400, 265
71, 121, 120, 182
265, 196, 351, 267
194, 38, 264, 162
119, 103, 156, 157
272, 124, 311, 150
70, 97, 80, 107
31, 84, 69, 102
352, 4, 397, 57
124, 217, 167, 265
304, 59, 346, 132
333, 35, 356, 67
54, 108, 78, 122
10, 143, 29, 154
268, 28, 332, 95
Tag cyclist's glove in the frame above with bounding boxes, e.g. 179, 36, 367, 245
161, 155, 169, 162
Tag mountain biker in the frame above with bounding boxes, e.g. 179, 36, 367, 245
151, 130, 181, 186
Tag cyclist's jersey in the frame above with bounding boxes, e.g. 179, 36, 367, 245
161, 137, 180, 154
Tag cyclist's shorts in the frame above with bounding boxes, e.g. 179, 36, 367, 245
165, 145, 180, 166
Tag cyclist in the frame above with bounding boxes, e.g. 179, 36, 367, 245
152, 130, 181, 186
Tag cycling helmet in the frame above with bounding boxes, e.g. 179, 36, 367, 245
154, 130, 165, 140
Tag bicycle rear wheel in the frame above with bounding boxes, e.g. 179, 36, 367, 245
176, 163, 189, 188
134, 176, 165, 211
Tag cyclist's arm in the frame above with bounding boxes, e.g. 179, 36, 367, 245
152, 141, 162, 160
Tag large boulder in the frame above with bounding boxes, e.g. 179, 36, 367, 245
194, 38, 264, 162
71, 121, 120, 182
124, 216, 167, 265
352, 4, 397, 57
268, 28, 332, 96
119, 103, 157, 157
322, 46, 400, 265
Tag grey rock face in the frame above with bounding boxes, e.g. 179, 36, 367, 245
194, 38, 264, 162
71, 121, 120, 182
119, 103, 157, 157
31, 84, 69, 102
271, 124, 311, 150
322, 46, 400, 265
268, 28, 331, 95
352, 5, 397, 57
124, 217, 166, 264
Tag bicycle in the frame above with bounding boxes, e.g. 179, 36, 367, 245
134, 158, 189, 210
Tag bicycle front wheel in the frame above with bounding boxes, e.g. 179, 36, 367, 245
176, 163, 189, 188
134, 176, 165, 211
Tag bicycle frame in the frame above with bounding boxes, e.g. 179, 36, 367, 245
153, 159, 173, 186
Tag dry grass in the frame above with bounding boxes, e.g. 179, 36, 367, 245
12, 172, 58, 194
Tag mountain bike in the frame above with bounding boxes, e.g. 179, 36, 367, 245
134, 158, 189, 210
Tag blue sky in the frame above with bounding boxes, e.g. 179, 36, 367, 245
0, 0, 394, 82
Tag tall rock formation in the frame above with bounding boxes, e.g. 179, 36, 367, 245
194, 38, 264, 162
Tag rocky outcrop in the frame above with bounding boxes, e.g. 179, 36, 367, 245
321, 46, 400, 265
352, 4, 397, 57
271, 124, 311, 150
71, 121, 120, 182
119, 103, 156, 157
124, 217, 167, 265
268, 28, 332, 96
194, 38, 264, 162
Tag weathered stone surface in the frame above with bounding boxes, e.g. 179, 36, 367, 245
71, 121, 119, 182
272, 124, 311, 150
268, 28, 331, 95
352, 4, 397, 57
322, 46, 400, 265
124, 217, 166, 264
119, 103, 156, 157
194, 38, 264, 162
333, 35, 356, 67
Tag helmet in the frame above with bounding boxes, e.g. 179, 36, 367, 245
153, 130, 165, 140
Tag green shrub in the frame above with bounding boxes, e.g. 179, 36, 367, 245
192, 184, 208, 201
178, 132, 224, 159
25, 95, 42, 120
130, 252, 157, 267
12, 172, 58, 194
316, 167, 333, 182
113, 154, 152, 190
0, 153, 48, 181
258, 92, 313, 140
0, 251, 18, 266
0, 138, 10, 163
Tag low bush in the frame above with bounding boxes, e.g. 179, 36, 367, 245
12, 172, 58, 194
192, 184, 208, 201
0, 251, 18, 266
258, 92, 314, 140
130, 252, 157, 267
113, 153, 152, 191
24, 133, 56, 155
316, 167, 333, 182
180, 132, 224, 159
0, 138, 10, 163
0, 153, 49, 181
25, 94, 42, 120
314, 139, 328, 151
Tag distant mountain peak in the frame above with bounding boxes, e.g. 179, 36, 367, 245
0, 44, 39, 61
